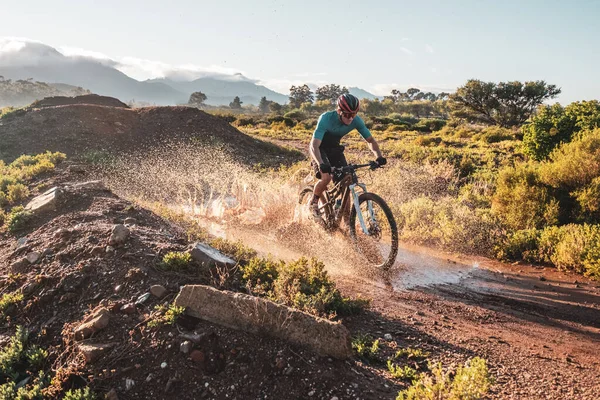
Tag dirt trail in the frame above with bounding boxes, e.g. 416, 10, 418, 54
197, 215, 600, 399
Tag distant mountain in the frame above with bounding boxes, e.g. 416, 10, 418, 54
349, 87, 380, 100
0, 40, 378, 107
0, 78, 90, 107
149, 76, 288, 106
0, 42, 186, 105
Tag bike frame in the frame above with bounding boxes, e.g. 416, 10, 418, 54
318, 163, 376, 234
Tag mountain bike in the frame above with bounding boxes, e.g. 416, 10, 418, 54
298, 162, 399, 270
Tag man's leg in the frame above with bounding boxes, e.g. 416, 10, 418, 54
310, 151, 332, 218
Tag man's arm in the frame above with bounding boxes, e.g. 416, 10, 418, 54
365, 136, 383, 159
309, 138, 324, 164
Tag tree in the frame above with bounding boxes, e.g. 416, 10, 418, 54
437, 92, 450, 101
315, 84, 349, 104
449, 79, 561, 127
406, 88, 421, 99
188, 91, 207, 107
229, 96, 243, 109
269, 102, 283, 114
289, 84, 314, 108
258, 96, 271, 113
522, 100, 600, 160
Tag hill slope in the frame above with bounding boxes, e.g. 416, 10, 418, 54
0, 97, 302, 166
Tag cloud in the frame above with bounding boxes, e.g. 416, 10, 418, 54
400, 47, 414, 56
116, 56, 250, 82
425, 44, 434, 54
0, 36, 250, 82
291, 72, 328, 78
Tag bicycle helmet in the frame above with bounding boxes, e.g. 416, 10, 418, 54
337, 93, 360, 113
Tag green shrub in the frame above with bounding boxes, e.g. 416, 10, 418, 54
5, 206, 33, 233
6, 183, 29, 204
0, 292, 24, 318
413, 119, 446, 132
492, 164, 559, 230
241, 257, 281, 295
394, 347, 429, 361
63, 387, 97, 400
209, 238, 257, 262
522, 101, 600, 161
495, 229, 541, 262
273, 257, 368, 317
351, 334, 380, 362
283, 109, 306, 121
387, 361, 418, 381
539, 128, 600, 190
148, 304, 185, 328
159, 251, 192, 271
477, 126, 514, 143
574, 177, 600, 223
0, 208, 6, 225
397, 357, 491, 400
398, 197, 502, 255
414, 135, 442, 147
0, 326, 28, 381
0, 175, 19, 192
537, 224, 600, 278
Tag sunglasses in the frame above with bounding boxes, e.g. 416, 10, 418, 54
340, 111, 357, 119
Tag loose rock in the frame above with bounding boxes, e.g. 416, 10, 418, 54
150, 285, 167, 298
26, 252, 41, 264
108, 224, 130, 246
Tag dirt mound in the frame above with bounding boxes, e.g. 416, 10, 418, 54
0, 104, 302, 166
30, 94, 129, 109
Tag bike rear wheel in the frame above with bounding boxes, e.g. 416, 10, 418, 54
349, 192, 399, 271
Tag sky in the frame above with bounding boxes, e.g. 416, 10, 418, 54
1, 0, 599, 103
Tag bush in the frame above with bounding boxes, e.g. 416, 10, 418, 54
495, 229, 541, 262
537, 224, 600, 278
574, 177, 600, 223
63, 387, 97, 400
234, 116, 256, 127
397, 357, 491, 400
477, 126, 514, 143
414, 135, 442, 147
0, 292, 23, 318
398, 197, 502, 255
387, 362, 418, 381
413, 119, 446, 132
539, 128, 600, 190
148, 304, 186, 328
159, 251, 192, 271
6, 183, 29, 204
283, 109, 306, 121
209, 238, 257, 262
0, 175, 18, 192
492, 164, 559, 230
5, 206, 33, 233
522, 101, 600, 160
241, 257, 281, 295
351, 334, 380, 362
273, 257, 367, 317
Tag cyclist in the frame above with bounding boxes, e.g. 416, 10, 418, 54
309, 93, 386, 219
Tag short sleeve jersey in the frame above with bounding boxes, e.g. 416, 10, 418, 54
312, 111, 372, 147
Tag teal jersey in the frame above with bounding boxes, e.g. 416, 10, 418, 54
312, 111, 372, 147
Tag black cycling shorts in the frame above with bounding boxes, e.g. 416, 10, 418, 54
312, 145, 347, 180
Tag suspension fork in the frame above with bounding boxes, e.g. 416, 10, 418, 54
350, 183, 375, 234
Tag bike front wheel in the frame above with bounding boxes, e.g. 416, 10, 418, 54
349, 192, 399, 271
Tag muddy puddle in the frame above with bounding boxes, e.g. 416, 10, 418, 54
391, 247, 482, 290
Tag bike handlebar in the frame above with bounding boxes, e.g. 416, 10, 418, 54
332, 162, 381, 174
